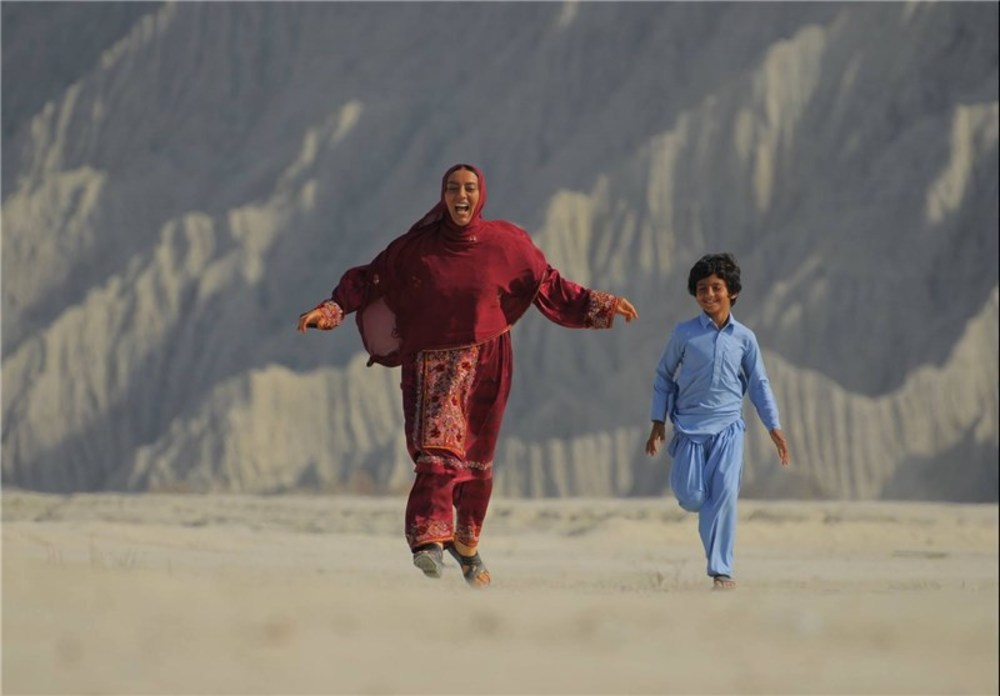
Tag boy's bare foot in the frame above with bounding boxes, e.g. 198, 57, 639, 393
712, 575, 736, 590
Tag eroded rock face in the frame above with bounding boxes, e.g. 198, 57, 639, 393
2, 3, 997, 499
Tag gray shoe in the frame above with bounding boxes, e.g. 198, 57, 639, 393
412, 544, 444, 579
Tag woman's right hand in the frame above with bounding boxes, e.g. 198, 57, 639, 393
297, 308, 334, 332
298, 301, 345, 332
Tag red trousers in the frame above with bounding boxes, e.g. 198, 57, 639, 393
401, 332, 511, 550
405, 474, 493, 550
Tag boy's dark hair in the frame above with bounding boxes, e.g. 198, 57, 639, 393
687, 253, 742, 304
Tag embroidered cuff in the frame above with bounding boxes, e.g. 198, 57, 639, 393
316, 300, 344, 328
585, 290, 618, 329
415, 453, 493, 475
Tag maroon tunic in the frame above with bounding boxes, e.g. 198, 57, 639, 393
321, 164, 619, 549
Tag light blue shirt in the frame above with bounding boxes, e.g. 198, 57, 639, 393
650, 312, 781, 438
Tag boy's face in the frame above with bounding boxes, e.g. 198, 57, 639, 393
695, 274, 734, 324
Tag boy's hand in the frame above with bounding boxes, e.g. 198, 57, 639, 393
645, 421, 666, 456
769, 428, 790, 466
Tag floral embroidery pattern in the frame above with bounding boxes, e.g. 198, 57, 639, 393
406, 520, 453, 548
416, 345, 481, 456
317, 300, 344, 328
415, 453, 452, 471
454, 523, 482, 548
416, 453, 492, 474
586, 290, 618, 328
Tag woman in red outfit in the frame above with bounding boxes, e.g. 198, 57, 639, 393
298, 164, 638, 587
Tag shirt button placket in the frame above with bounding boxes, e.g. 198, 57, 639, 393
712, 331, 722, 387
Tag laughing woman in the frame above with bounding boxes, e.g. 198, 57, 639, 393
298, 163, 638, 587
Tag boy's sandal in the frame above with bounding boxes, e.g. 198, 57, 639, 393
445, 542, 491, 588
712, 574, 736, 590
412, 544, 444, 579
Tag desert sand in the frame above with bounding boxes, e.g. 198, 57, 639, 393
2, 491, 997, 695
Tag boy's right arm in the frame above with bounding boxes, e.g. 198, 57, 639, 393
647, 330, 682, 456
650, 331, 682, 424
645, 421, 666, 456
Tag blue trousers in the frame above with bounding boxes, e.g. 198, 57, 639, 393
668, 419, 745, 578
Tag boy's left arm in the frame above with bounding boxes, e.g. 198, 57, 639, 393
743, 335, 790, 466
769, 428, 790, 467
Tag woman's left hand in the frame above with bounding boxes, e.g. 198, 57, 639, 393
615, 297, 638, 323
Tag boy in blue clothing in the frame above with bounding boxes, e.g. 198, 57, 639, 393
646, 253, 790, 590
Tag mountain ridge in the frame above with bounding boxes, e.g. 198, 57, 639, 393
2, 2, 997, 499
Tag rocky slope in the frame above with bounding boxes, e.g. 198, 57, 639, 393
2, 2, 997, 500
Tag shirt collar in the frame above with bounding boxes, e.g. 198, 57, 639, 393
699, 311, 737, 332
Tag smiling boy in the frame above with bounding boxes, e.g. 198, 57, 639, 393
645, 253, 789, 589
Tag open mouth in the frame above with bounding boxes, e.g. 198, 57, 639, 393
454, 203, 471, 215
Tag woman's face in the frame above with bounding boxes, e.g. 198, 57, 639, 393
443, 168, 480, 226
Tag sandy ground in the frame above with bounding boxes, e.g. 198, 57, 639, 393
2, 492, 997, 696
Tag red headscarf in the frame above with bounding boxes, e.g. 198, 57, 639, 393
408, 163, 488, 241
355, 164, 548, 364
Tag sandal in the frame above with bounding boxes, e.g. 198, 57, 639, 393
445, 542, 491, 588
412, 543, 444, 579
712, 574, 736, 590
